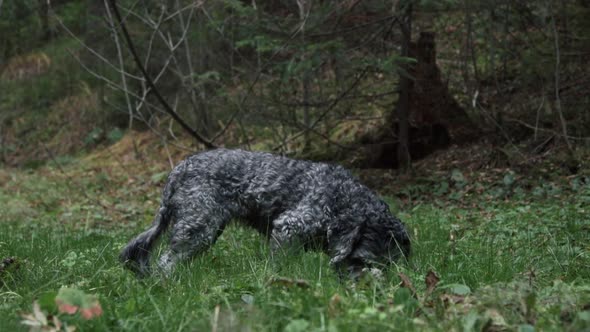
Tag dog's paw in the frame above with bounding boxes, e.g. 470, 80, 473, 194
361, 267, 384, 281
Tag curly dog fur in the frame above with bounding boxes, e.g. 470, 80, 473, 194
120, 149, 410, 278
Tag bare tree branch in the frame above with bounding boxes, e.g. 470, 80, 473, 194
50, 5, 143, 81
66, 49, 164, 115
272, 67, 370, 151
58, 2, 197, 147
103, 0, 134, 129
103, 99, 196, 152
206, 5, 317, 143
120, 2, 211, 135
106, 0, 215, 149
504, 116, 589, 142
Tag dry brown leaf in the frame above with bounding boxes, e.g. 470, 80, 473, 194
440, 293, 466, 306
398, 272, 417, 298
425, 270, 440, 296
269, 277, 310, 289
328, 293, 342, 317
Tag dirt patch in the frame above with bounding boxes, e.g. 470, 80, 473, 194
1, 53, 51, 81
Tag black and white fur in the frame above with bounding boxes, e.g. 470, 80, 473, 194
120, 149, 410, 278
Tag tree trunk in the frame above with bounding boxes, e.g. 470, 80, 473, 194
396, 0, 413, 171
298, 0, 312, 152
302, 69, 311, 152
39, 0, 51, 41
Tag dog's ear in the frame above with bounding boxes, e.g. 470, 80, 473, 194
327, 222, 362, 266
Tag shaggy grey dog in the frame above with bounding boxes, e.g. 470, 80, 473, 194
120, 149, 410, 278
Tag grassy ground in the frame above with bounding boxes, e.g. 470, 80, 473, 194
1, 158, 589, 331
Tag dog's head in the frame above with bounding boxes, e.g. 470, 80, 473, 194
328, 201, 410, 279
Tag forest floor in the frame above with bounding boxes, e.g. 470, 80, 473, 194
0, 133, 589, 331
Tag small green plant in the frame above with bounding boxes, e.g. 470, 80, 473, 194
20, 288, 102, 331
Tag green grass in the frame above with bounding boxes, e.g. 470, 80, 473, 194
1, 167, 589, 331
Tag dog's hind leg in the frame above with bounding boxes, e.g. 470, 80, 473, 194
120, 205, 172, 277
157, 202, 232, 276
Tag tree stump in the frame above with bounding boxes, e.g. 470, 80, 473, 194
362, 32, 477, 169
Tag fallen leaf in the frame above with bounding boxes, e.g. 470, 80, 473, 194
284, 319, 310, 332
80, 306, 103, 320
57, 303, 78, 315
55, 288, 103, 320
241, 294, 255, 305
32, 301, 47, 326
398, 272, 417, 298
20, 301, 61, 332
483, 309, 508, 331
328, 293, 342, 317
440, 293, 465, 305
444, 283, 471, 296
269, 277, 310, 289
425, 270, 440, 296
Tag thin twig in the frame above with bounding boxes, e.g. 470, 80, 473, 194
534, 90, 545, 141
106, 0, 215, 149
211, 305, 220, 332
120, 1, 206, 136
207, 7, 313, 143
550, 5, 572, 150
103, 99, 195, 152
170, 1, 208, 134
272, 67, 370, 151
162, 138, 175, 170
504, 116, 589, 141
66, 49, 165, 115
50, 5, 142, 81
103, 0, 134, 130
476, 104, 526, 159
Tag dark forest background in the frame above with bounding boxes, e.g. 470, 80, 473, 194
1, 0, 589, 175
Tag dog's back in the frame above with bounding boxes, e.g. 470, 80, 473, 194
121, 149, 410, 278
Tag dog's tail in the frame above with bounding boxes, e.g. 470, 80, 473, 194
119, 205, 171, 276
120, 161, 187, 276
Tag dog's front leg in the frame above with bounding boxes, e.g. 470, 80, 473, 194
156, 205, 231, 276
268, 205, 324, 258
